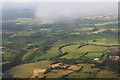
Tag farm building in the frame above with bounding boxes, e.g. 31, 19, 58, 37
94, 58, 100, 61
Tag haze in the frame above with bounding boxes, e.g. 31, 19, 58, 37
3, 2, 118, 19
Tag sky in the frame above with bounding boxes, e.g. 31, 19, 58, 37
1, 0, 119, 2
35, 2, 118, 19
1, 0, 118, 20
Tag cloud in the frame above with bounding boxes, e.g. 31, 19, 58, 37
1, 0, 31, 2
1, 0, 119, 2
35, 2, 117, 19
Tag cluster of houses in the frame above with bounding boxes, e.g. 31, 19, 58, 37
86, 16, 110, 20
111, 49, 120, 52
93, 58, 100, 61
27, 44, 40, 51
27, 44, 36, 47
109, 56, 120, 61
107, 49, 120, 53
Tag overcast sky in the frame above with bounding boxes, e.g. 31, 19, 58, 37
1, 1, 118, 20
1, 0, 119, 2
35, 2, 118, 19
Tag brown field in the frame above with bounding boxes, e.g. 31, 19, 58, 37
31, 69, 46, 78
67, 65, 81, 71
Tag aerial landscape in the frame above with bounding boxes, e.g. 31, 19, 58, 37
1, 2, 120, 79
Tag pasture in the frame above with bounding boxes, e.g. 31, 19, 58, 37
44, 70, 73, 78
34, 47, 59, 60
60, 45, 106, 59
8, 60, 54, 78
95, 70, 118, 78
84, 52, 103, 59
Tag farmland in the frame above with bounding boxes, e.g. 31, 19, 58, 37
84, 52, 103, 59
2, 3, 120, 79
60, 45, 106, 59
7, 60, 54, 78
2, 15, 119, 78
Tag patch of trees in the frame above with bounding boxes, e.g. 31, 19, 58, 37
92, 27, 99, 31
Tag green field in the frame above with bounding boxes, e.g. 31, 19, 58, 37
77, 45, 106, 53
95, 70, 118, 78
33, 47, 59, 60
8, 60, 54, 78
84, 52, 103, 59
60, 45, 84, 59
2, 7, 119, 78
60, 45, 106, 59
67, 63, 98, 78
44, 70, 73, 78
67, 63, 118, 78
63, 45, 79, 52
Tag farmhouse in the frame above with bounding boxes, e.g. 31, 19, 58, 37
94, 58, 100, 61
67, 65, 81, 71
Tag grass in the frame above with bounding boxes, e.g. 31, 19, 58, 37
84, 52, 103, 59
74, 27, 94, 31
91, 29, 107, 34
67, 72, 90, 78
77, 45, 106, 53
63, 45, 79, 52
44, 70, 73, 78
39, 28, 51, 32
95, 21, 118, 26
95, 70, 118, 78
60, 45, 106, 59
8, 60, 54, 78
60, 52, 84, 59
1, 61, 11, 65
34, 47, 59, 60
69, 32, 81, 35
67, 63, 100, 78
80, 27, 94, 31
77, 64, 96, 72
67, 63, 118, 78
60, 45, 84, 59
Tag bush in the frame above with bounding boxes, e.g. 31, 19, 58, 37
43, 68, 51, 74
